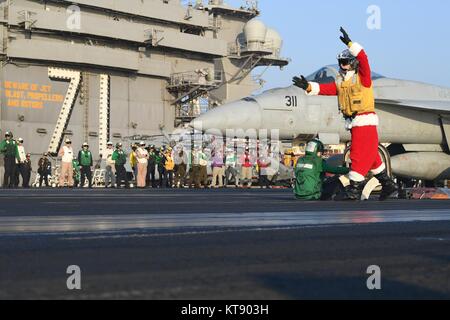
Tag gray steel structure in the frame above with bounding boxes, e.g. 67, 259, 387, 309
0, 0, 288, 182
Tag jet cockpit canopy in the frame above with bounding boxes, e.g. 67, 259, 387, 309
306, 65, 385, 84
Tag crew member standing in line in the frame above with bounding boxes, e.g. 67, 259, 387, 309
240, 148, 254, 189
164, 147, 175, 188
78, 142, 93, 188
210, 148, 224, 188
22, 153, 32, 188
38, 152, 51, 187
0, 132, 20, 188
293, 27, 397, 201
147, 145, 156, 188
258, 149, 272, 189
130, 143, 138, 183
58, 138, 74, 188
16, 138, 27, 187
198, 147, 209, 189
189, 147, 201, 189
136, 141, 149, 188
224, 148, 239, 188
174, 147, 188, 188
72, 158, 81, 188
104, 141, 116, 188
156, 147, 166, 188
112, 143, 129, 188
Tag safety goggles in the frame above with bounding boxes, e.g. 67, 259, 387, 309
339, 59, 351, 66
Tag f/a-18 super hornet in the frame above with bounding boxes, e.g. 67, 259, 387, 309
192, 64, 450, 183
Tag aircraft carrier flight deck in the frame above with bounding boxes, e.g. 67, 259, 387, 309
1, 188, 449, 300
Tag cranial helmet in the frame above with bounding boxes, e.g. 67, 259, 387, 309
305, 139, 325, 154
337, 49, 359, 71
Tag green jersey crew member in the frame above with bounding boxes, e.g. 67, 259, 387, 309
72, 158, 81, 187
0, 131, 20, 188
78, 142, 93, 188
112, 143, 129, 188
294, 139, 350, 201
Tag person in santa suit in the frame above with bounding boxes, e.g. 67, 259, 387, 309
293, 27, 397, 201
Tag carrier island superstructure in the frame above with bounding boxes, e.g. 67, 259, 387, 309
0, 0, 288, 168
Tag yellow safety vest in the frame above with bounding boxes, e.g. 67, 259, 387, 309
336, 73, 375, 117
130, 152, 137, 167
165, 155, 175, 171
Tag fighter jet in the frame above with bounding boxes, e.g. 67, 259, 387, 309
192, 65, 450, 182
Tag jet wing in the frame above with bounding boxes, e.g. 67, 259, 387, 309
376, 99, 450, 113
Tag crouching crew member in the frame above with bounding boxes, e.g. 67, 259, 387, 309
294, 139, 349, 201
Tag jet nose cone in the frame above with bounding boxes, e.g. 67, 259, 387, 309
190, 99, 262, 133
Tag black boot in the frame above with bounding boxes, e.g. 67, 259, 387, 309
375, 170, 398, 201
334, 180, 365, 201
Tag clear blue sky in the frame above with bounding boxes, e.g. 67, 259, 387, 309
225, 0, 450, 90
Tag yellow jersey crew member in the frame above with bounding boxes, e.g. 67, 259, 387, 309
164, 147, 175, 188
293, 27, 397, 201
130, 143, 138, 181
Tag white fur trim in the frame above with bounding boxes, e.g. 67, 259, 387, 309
371, 163, 386, 175
306, 82, 320, 96
349, 42, 363, 57
343, 70, 355, 81
348, 171, 365, 182
352, 113, 379, 128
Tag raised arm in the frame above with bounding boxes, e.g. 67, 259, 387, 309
340, 27, 372, 88
349, 42, 372, 88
